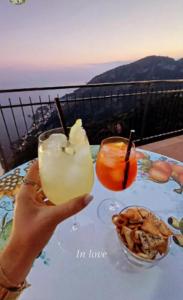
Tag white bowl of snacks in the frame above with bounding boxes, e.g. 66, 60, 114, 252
112, 206, 173, 268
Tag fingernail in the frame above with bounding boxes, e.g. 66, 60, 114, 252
84, 195, 93, 205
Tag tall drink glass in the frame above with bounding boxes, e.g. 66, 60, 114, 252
38, 122, 94, 236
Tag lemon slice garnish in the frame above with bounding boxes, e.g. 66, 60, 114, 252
69, 119, 86, 145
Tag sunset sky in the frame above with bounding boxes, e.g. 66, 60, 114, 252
0, 0, 183, 87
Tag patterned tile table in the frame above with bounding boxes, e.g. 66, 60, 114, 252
0, 146, 183, 300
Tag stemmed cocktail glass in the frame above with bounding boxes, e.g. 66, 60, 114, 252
96, 136, 137, 224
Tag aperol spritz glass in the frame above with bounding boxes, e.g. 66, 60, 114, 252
96, 137, 137, 224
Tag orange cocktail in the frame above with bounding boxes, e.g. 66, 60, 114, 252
96, 138, 137, 191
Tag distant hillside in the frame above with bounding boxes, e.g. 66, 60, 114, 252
70, 56, 183, 97
89, 56, 183, 83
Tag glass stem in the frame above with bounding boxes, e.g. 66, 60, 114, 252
109, 192, 120, 211
72, 215, 79, 231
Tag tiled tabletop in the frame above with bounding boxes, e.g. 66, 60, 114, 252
0, 147, 183, 300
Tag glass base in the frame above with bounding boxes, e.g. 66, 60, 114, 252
97, 198, 121, 226
57, 215, 95, 253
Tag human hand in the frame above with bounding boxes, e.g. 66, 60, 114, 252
0, 161, 93, 286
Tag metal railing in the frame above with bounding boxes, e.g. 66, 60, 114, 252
0, 79, 183, 171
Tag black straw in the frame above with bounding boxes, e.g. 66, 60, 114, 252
122, 130, 135, 189
54, 97, 69, 137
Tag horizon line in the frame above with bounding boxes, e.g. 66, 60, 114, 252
1, 54, 183, 70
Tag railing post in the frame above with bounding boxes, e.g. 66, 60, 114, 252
140, 85, 151, 139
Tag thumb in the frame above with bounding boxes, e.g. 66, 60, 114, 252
50, 194, 93, 224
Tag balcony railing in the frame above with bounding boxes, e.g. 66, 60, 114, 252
0, 79, 183, 172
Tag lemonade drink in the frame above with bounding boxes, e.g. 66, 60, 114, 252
39, 120, 94, 204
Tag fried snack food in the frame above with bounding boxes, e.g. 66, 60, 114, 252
112, 207, 173, 260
